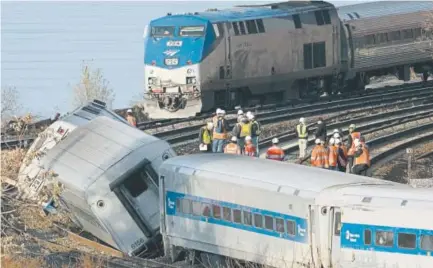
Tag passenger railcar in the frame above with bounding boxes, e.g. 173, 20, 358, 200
143, 1, 433, 118
159, 154, 433, 268
21, 116, 176, 256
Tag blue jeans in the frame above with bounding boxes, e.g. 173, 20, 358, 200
251, 136, 259, 157
212, 139, 225, 153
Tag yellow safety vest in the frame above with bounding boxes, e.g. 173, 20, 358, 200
240, 122, 252, 137
202, 128, 211, 144
297, 124, 307, 138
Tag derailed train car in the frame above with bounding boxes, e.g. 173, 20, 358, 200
143, 1, 433, 118
159, 154, 433, 268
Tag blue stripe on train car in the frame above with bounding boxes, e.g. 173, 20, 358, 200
165, 191, 309, 244
341, 222, 433, 257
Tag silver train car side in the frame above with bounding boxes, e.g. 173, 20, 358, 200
143, 1, 433, 118
159, 154, 433, 268
28, 116, 176, 256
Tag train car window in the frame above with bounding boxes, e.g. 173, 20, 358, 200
365, 34, 376, 45
390, 31, 401, 41
398, 233, 416, 249
378, 33, 388, 43
217, 23, 225, 36
402, 29, 414, 39
202, 203, 211, 217
191, 201, 202, 216
287, 220, 296, 235
219, 66, 225, 79
151, 26, 175, 37
256, 19, 265, 33
254, 213, 263, 228
375, 230, 394, 247
233, 209, 242, 223
420, 235, 433, 250
293, 14, 302, 29
303, 43, 313, 69
239, 21, 246, 35
264, 215, 274, 230
176, 199, 181, 213
180, 26, 205, 37
212, 24, 220, 37
315, 11, 325, 26
323, 10, 331, 24
212, 205, 221, 219
413, 28, 422, 39
334, 212, 341, 236
275, 218, 285, 233
232, 22, 240, 36
313, 42, 326, 68
246, 20, 258, 34
179, 199, 192, 214
222, 207, 231, 221
354, 12, 360, 19
243, 211, 252, 226
123, 171, 149, 198
364, 229, 372, 245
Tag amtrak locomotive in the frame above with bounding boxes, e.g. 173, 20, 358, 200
143, 1, 433, 118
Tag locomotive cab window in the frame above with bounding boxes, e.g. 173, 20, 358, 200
398, 233, 416, 249
256, 19, 265, 33
180, 26, 205, 37
375, 231, 394, 247
151, 26, 175, 37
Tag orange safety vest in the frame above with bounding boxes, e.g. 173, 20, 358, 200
266, 146, 285, 161
311, 145, 329, 168
348, 132, 361, 156
224, 143, 241, 155
213, 116, 228, 140
329, 145, 338, 167
354, 145, 371, 167
244, 143, 257, 157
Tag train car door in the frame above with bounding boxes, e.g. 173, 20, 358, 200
330, 207, 342, 267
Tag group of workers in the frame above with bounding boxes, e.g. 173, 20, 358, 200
199, 108, 262, 157
296, 117, 370, 175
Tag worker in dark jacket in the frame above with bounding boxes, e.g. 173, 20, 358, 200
314, 117, 327, 142
199, 122, 213, 152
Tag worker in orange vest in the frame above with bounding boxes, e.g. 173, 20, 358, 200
266, 138, 285, 161
212, 108, 229, 153
224, 136, 241, 155
346, 124, 361, 173
311, 139, 329, 169
328, 137, 338, 171
244, 136, 257, 157
352, 138, 370, 176
334, 138, 347, 173
126, 109, 137, 127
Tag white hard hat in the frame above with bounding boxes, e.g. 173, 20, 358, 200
299, 117, 305, 123
247, 113, 254, 120
315, 138, 321, 144
207, 122, 214, 129
354, 138, 360, 147
272, 138, 279, 144
216, 108, 222, 114
349, 124, 356, 129
333, 133, 340, 139
127, 109, 132, 113
333, 129, 339, 133
329, 137, 335, 145
237, 110, 244, 115
221, 110, 226, 114
335, 138, 341, 144
246, 111, 252, 117
231, 136, 237, 142
245, 136, 252, 141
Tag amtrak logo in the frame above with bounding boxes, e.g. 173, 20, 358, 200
163, 50, 179, 57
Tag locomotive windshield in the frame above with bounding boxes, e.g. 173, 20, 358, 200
151, 26, 175, 37
180, 26, 205, 36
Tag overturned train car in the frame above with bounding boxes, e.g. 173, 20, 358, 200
18, 114, 176, 256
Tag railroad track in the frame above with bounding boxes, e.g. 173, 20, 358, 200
160, 85, 433, 147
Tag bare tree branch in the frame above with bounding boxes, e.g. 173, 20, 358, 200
1, 86, 21, 121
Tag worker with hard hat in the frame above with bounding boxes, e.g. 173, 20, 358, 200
296, 117, 308, 159
198, 122, 213, 152
328, 137, 338, 171
247, 112, 261, 157
352, 137, 370, 176
232, 113, 252, 154
266, 138, 285, 161
334, 138, 347, 172
244, 136, 256, 157
314, 117, 327, 143
224, 136, 241, 155
347, 123, 361, 173
333, 128, 343, 141
237, 110, 244, 123
126, 109, 137, 127
311, 139, 329, 168
334, 132, 348, 158
212, 108, 229, 153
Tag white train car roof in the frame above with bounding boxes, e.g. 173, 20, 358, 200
40, 116, 170, 195
161, 154, 405, 199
